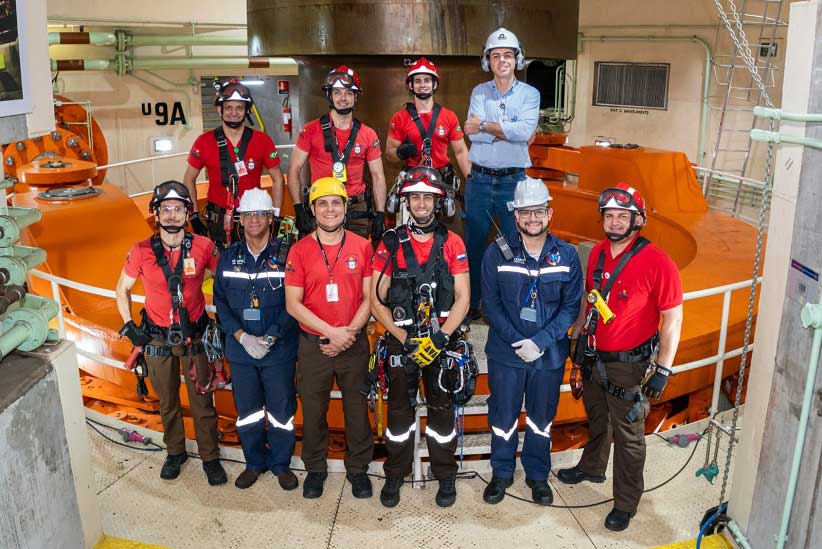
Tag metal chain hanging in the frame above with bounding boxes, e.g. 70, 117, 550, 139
710, 0, 778, 507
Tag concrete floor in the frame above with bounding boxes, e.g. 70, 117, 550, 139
89, 413, 737, 549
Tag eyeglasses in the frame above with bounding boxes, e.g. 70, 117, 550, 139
239, 211, 272, 218
517, 208, 548, 219
159, 205, 186, 214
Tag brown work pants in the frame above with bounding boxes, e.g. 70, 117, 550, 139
145, 341, 220, 461
577, 359, 650, 513
296, 331, 374, 474
345, 198, 371, 240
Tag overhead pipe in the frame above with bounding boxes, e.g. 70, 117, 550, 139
750, 129, 822, 150
48, 30, 247, 48
775, 302, 822, 548
51, 56, 298, 76
578, 34, 712, 166
753, 106, 822, 122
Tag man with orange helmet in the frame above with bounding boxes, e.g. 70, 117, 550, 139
183, 79, 285, 249
287, 66, 387, 243
558, 182, 683, 532
385, 58, 471, 193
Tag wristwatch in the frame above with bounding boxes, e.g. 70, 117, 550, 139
479, 121, 487, 133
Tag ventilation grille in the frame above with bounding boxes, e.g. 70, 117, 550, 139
593, 62, 669, 110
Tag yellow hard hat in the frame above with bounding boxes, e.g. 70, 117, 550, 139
308, 177, 348, 205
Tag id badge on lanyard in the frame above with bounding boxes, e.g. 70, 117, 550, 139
332, 161, 347, 183
243, 292, 261, 321
519, 278, 538, 323
235, 160, 249, 177
326, 283, 339, 303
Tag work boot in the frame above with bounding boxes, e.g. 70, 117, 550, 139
276, 470, 299, 491
556, 465, 606, 485
605, 508, 636, 532
234, 468, 261, 489
380, 477, 404, 508
482, 476, 513, 504
203, 459, 228, 486
435, 474, 457, 508
348, 472, 373, 499
159, 453, 188, 480
525, 478, 553, 506
303, 472, 328, 499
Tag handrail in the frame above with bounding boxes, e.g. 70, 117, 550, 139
98, 143, 297, 171
29, 268, 762, 412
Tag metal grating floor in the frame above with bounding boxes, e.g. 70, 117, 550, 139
89, 413, 737, 548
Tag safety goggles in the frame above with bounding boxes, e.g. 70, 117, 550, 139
598, 188, 639, 211
324, 72, 356, 88
218, 86, 252, 102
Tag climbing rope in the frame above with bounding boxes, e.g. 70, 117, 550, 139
709, 0, 779, 508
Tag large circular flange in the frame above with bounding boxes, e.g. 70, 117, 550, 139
18, 157, 98, 186
36, 186, 104, 201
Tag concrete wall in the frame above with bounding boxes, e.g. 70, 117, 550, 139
0, 354, 84, 549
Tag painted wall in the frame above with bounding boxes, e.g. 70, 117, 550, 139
43, 0, 792, 192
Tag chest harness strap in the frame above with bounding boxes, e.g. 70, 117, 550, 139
404, 103, 442, 168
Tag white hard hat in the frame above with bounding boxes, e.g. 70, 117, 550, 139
237, 188, 274, 213
481, 27, 525, 72
508, 177, 551, 211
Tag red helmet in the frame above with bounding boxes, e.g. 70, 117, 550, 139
406, 57, 439, 90
213, 79, 253, 107
400, 167, 445, 196
598, 183, 646, 218
322, 65, 362, 94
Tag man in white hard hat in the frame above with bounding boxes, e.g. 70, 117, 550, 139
463, 28, 541, 323
480, 177, 582, 506
213, 188, 300, 492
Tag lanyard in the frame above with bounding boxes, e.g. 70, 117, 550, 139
317, 231, 347, 283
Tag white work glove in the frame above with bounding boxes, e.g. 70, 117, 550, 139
239, 332, 270, 360
511, 339, 544, 363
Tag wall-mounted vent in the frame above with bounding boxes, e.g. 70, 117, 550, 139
593, 62, 670, 110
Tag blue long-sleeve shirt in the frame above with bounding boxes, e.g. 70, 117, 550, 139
481, 231, 583, 370
467, 79, 540, 169
213, 239, 298, 366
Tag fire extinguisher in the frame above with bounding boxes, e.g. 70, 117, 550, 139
282, 97, 292, 135
279, 80, 292, 136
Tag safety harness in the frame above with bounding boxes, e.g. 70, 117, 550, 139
582, 236, 657, 413
205, 127, 255, 247
319, 114, 373, 223
404, 103, 442, 167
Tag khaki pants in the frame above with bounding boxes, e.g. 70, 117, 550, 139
145, 341, 220, 461
577, 359, 650, 513
296, 331, 374, 474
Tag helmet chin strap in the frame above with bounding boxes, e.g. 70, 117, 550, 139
223, 119, 244, 129
158, 222, 186, 234
413, 92, 433, 100
331, 105, 354, 115
407, 214, 436, 234
316, 219, 346, 234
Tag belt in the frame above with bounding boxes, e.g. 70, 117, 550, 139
301, 331, 330, 345
348, 193, 365, 205
144, 341, 205, 356
597, 336, 657, 364
472, 165, 524, 177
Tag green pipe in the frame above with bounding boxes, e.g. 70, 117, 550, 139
50, 59, 111, 71
776, 302, 822, 548
750, 129, 822, 149
754, 106, 822, 122
48, 31, 245, 48
50, 56, 297, 75
0, 322, 33, 360
579, 34, 711, 166
48, 31, 116, 46
725, 520, 753, 549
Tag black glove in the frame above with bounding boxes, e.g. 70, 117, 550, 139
371, 211, 385, 244
294, 202, 314, 235
642, 363, 673, 399
119, 320, 152, 347
568, 338, 578, 362
431, 330, 450, 351
396, 142, 419, 160
189, 212, 209, 237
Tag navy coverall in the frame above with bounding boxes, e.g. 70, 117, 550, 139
481, 232, 582, 480
213, 238, 299, 474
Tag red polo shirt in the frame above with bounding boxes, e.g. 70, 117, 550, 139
296, 117, 382, 197
187, 128, 280, 209
372, 229, 468, 276
124, 234, 218, 327
284, 230, 373, 335
388, 106, 464, 169
584, 236, 682, 352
